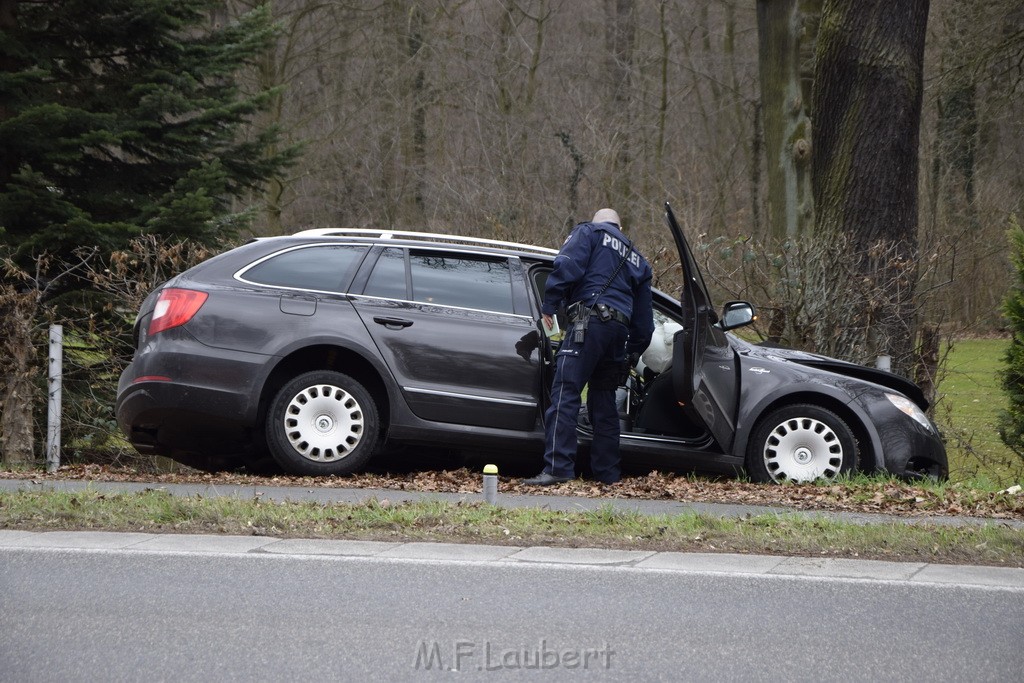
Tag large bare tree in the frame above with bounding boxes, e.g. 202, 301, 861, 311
811, 0, 930, 375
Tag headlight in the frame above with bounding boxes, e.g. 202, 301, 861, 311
885, 393, 933, 431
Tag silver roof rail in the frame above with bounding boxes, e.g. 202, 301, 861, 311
291, 227, 559, 256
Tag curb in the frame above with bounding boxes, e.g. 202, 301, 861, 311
2, 529, 1023, 590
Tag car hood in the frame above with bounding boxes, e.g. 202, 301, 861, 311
730, 336, 929, 410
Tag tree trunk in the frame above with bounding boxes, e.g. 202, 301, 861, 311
757, 0, 819, 240
402, 4, 427, 225
605, 0, 635, 210
812, 0, 930, 376
0, 288, 37, 465
931, 3, 981, 323
655, 0, 669, 175
915, 323, 940, 412
257, 29, 285, 235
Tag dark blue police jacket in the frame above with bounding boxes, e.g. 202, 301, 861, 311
542, 221, 655, 355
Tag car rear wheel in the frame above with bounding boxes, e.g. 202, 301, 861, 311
746, 404, 857, 484
266, 370, 379, 476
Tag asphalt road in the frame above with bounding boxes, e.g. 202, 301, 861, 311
2, 536, 1022, 681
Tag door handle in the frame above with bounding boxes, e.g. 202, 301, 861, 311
373, 316, 414, 329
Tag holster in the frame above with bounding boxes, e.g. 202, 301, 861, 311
566, 302, 592, 343
566, 301, 591, 323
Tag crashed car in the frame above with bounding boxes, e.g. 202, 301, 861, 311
116, 204, 947, 482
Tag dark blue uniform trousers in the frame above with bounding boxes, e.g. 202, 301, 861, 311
542, 318, 628, 483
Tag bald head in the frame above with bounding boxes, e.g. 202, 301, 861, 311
592, 208, 621, 227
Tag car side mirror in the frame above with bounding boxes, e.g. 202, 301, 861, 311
720, 301, 755, 331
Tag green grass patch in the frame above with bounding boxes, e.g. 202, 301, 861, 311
938, 338, 1023, 486
2, 489, 1020, 567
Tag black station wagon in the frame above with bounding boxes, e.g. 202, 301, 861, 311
116, 205, 948, 483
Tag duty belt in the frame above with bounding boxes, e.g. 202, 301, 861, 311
567, 301, 630, 326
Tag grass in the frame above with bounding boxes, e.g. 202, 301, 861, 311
1, 488, 1021, 567
938, 337, 1023, 486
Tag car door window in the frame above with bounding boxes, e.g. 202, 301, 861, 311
409, 251, 514, 313
240, 245, 368, 292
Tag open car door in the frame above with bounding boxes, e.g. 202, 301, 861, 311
665, 202, 739, 452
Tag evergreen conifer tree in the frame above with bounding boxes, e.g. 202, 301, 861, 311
998, 216, 1024, 464
0, 0, 294, 465
0, 0, 293, 264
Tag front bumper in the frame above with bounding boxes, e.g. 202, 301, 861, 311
858, 391, 948, 480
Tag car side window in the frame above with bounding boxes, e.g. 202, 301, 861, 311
410, 250, 514, 313
242, 245, 368, 292
364, 247, 408, 299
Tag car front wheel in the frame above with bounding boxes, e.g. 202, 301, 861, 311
266, 370, 379, 476
746, 404, 857, 483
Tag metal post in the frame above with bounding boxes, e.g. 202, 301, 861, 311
482, 464, 498, 505
46, 324, 63, 473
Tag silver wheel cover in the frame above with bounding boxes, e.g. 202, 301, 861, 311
762, 416, 844, 483
282, 384, 364, 462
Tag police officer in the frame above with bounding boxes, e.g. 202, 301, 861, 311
524, 208, 654, 485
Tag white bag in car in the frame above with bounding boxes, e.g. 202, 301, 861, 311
642, 320, 683, 374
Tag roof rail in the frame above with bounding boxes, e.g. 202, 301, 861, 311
291, 227, 558, 255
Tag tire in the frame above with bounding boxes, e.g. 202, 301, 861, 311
746, 404, 858, 484
265, 370, 379, 476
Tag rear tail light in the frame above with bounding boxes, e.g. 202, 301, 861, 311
148, 288, 208, 336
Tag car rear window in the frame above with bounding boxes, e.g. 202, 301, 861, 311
241, 245, 368, 292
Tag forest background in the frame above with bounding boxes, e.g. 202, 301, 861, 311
1, 0, 1022, 482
